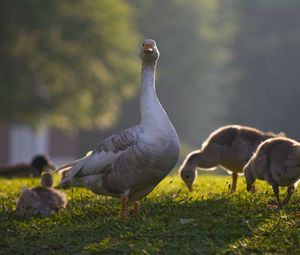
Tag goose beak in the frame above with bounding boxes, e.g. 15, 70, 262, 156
144, 44, 154, 54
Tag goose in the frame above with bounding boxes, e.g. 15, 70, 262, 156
0, 155, 55, 178
16, 172, 67, 216
179, 125, 284, 192
56, 39, 180, 218
244, 137, 300, 208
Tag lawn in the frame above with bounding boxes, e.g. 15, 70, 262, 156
0, 174, 299, 254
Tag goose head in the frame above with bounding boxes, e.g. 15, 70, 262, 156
140, 39, 160, 63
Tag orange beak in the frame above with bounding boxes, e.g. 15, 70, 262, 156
144, 43, 154, 54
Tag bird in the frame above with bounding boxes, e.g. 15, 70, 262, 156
0, 155, 55, 178
244, 137, 300, 208
16, 171, 67, 216
179, 125, 284, 192
56, 39, 180, 218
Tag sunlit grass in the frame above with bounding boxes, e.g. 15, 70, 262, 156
0, 174, 299, 254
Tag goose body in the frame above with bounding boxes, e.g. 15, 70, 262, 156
179, 125, 283, 192
244, 137, 300, 207
57, 39, 180, 215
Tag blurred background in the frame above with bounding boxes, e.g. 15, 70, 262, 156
1, 0, 300, 165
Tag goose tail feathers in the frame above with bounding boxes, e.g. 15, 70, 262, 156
56, 152, 94, 185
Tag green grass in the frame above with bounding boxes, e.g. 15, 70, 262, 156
0, 174, 299, 254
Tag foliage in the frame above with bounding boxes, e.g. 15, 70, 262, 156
1, 175, 299, 254
0, 0, 139, 129
2, 0, 300, 148
229, 0, 300, 139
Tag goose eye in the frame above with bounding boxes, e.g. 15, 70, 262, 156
185, 174, 190, 179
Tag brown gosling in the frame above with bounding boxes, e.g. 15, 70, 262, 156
179, 125, 284, 192
16, 172, 67, 216
244, 137, 300, 208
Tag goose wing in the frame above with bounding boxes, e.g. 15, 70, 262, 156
57, 126, 140, 183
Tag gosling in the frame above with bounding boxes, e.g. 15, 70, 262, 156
16, 172, 67, 216
244, 137, 300, 208
180, 125, 284, 192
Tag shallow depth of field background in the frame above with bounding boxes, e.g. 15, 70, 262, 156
1, 0, 300, 164
0, 1, 300, 254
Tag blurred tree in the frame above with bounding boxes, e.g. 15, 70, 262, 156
125, 0, 236, 146
0, 0, 140, 129
229, 0, 300, 139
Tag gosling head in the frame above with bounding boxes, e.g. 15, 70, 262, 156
41, 172, 54, 188
140, 39, 160, 63
179, 153, 199, 192
180, 168, 197, 192
243, 161, 256, 192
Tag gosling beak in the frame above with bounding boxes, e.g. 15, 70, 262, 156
186, 182, 193, 192
144, 44, 154, 54
246, 184, 252, 192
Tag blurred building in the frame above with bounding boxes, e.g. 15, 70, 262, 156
0, 123, 77, 165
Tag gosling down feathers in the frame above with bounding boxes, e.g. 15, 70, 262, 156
179, 125, 283, 193
244, 137, 300, 208
57, 39, 180, 218
16, 172, 67, 216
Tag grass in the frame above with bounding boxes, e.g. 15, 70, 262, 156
0, 174, 299, 254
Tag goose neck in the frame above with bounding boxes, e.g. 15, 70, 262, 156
141, 62, 156, 91
140, 61, 164, 126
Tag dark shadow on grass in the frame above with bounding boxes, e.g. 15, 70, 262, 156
136, 193, 279, 254
1, 190, 299, 254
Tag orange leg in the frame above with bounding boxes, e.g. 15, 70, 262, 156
120, 195, 129, 219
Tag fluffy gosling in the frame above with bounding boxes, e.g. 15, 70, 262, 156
16, 172, 67, 216
180, 125, 284, 192
244, 137, 300, 208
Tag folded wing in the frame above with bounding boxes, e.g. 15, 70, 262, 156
57, 126, 140, 184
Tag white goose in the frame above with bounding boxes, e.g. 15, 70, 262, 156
57, 39, 180, 218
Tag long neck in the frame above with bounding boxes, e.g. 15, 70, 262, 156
140, 61, 168, 127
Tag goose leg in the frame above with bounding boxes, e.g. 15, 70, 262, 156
132, 201, 140, 215
282, 186, 295, 206
120, 195, 129, 219
272, 184, 282, 209
230, 172, 238, 193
